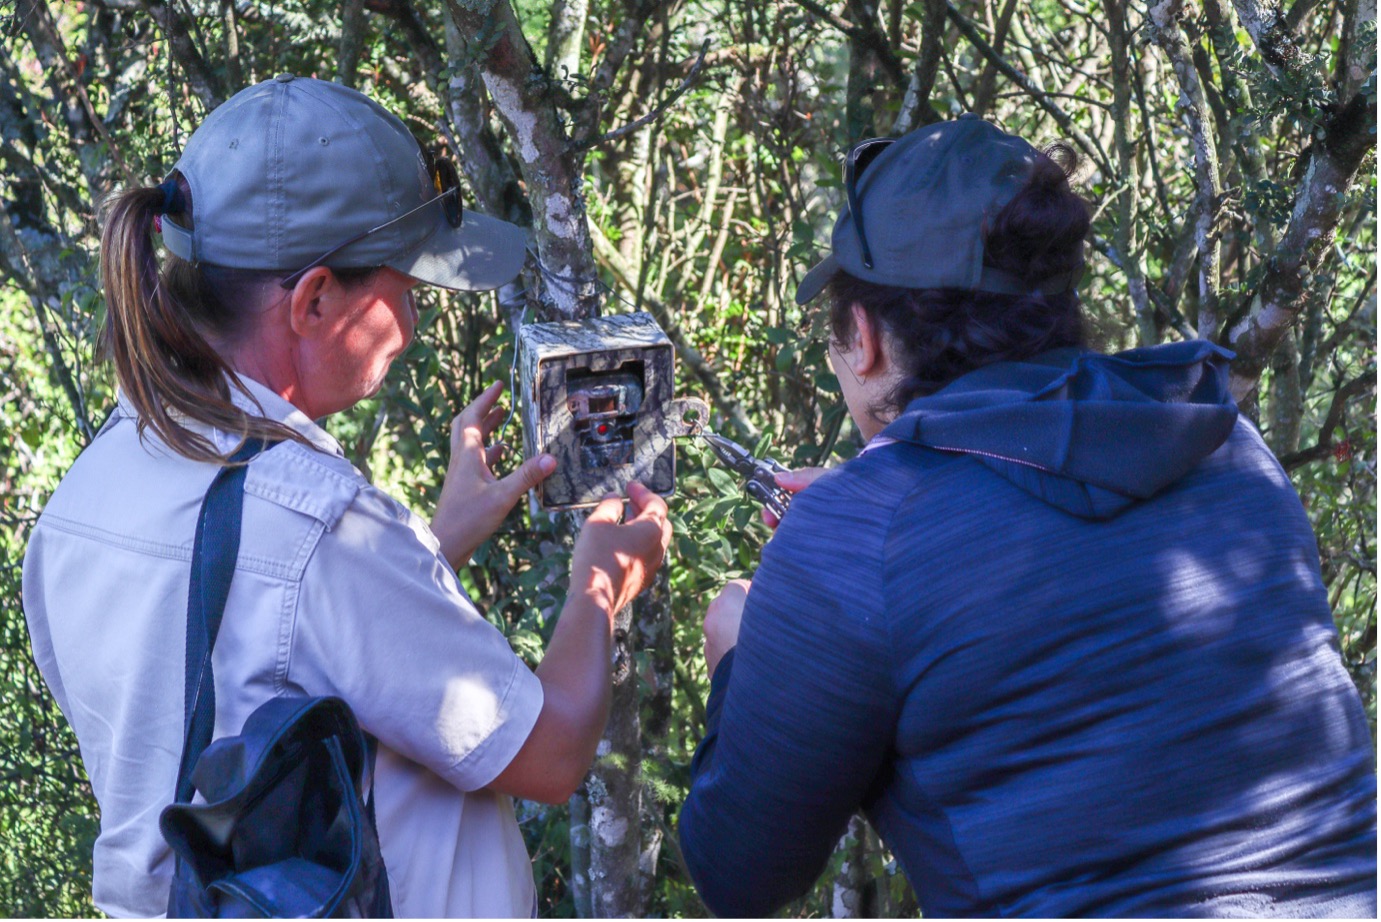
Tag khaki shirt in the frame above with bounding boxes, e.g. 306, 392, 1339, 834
23, 376, 543, 917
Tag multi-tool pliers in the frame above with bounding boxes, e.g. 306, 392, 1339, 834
699, 431, 794, 521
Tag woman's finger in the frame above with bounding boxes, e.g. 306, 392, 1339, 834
454, 381, 505, 432
774, 466, 828, 493
479, 405, 507, 439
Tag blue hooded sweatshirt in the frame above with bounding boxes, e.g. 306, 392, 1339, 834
679, 342, 1377, 917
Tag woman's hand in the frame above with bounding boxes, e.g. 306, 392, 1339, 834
489, 482, 672, 804
571, 482, 673, 617
431, 381, 556, 570
704, 579, 752, 674
761, 467, 829, 529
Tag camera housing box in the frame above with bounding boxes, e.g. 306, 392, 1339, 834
518, 312, 705, 510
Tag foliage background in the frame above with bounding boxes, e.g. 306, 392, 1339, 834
0, 0, 1374, 915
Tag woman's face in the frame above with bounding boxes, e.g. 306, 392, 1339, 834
313, 267, 420, 413
828, 339, 872, 439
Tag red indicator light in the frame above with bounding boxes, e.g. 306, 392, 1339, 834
597, 423, 609, 435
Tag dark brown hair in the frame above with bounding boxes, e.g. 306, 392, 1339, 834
98, 174, 374, 463
828, 144, 1091, 417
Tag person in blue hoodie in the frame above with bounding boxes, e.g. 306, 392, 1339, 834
678, 115, 1377, 917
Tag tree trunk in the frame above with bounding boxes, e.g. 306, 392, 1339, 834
579, 596, 645, 917
634, 565, 674, 910
845, 0, 883, 139
1266, 330, 1304, 457
444, 0, 603, 319
830, 814, 879, 918
545, 0, 588, 80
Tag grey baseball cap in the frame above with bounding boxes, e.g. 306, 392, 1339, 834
159, 74, 526, 291
796, 114, 1080, 305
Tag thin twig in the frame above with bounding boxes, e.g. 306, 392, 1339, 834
798, 0, 905, 85
944, 2, 1114, 178
1277, 369, 1375, 470
570, 38, 712, 152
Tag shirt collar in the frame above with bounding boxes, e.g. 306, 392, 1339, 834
858, 432, 897, 456
115, 373, 345, 458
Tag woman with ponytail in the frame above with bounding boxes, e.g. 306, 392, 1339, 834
24, 76, 672, 917
679, 116, 1377, 917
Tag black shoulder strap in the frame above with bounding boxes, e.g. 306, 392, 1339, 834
173, 439, 271, 805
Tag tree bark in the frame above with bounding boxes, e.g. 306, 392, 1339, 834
1265, 329, 1304, 456
830, 814, 878, 918
579, 599, 645, 917
338, 0, 369, 88
1227, 0, 1310, 77
1147, 0, 1223, 340
844, 0, 884, 138
1225, 87, 1375, 400
545, 0, 588, 80
141, 0, 225, 111
633, 565, 674, 909
445, 0, 602, 319
891, 0, 946, 134
1102, 0, 1156, 345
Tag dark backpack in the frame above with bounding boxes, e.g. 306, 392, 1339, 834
159, 441, 392, 917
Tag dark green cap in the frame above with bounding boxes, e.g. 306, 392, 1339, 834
796, 115, 1080, 305
160, 75, 526, 291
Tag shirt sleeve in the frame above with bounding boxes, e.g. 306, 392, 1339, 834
678, 473, 900, 917
287, 482, 543, 792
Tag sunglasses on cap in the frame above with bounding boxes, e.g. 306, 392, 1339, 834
844, 137, 895, 271
279, 146, 463, 290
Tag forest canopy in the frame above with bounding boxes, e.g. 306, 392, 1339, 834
1, 0, 1374, 914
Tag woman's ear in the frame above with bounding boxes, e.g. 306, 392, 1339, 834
842, 302, 882, 378
287, 267, 338, 340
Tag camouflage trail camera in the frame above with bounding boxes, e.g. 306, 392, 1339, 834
517, 312, 708, 509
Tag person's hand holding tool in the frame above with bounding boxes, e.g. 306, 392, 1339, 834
760, 467, 828, 529
571, 482, 673, 617
432, 381, 557, 569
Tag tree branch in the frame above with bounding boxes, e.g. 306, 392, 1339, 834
0, 193, 95, 443
971, 0, 1021, 116
571, 37, 710, 152
559, 0, 671, 161
1148, 0, 1224, 339
1203, 0, 1275, 252
141, 0, 225, 111
1311, 267, 1375, 363
1276, 369, 1375, 469
944, 2, 1114, 178
545, 0, 588, 79
798, 0, 905, 86
366, 0, 447, 92
1225, 81, 1376, 399
445, 0, 601, 319
891, 0, 946, 134
1228, 0, 1311, 78
15, 0, 134, 190
1283, 0, 1324, 31
441, 20, 531, 227
338, 0, 368, 88
1100, 0, 1156, 344
1091, 235, 1197, 340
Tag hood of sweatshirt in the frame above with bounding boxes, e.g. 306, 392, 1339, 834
878, 340, 1240, 520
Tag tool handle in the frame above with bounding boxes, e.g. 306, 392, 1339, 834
745, 476, 792, 520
